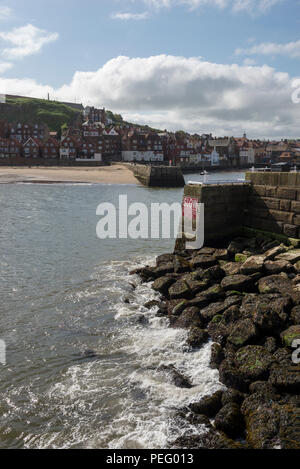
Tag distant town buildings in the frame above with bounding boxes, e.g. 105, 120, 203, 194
0, 105, 300, 167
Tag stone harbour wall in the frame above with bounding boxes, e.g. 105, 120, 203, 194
131, 164, 185, 187
182, 172, 300, 245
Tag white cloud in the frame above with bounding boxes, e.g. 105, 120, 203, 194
0, 24, 59, 60
0, 54, 298, 139
0, 6, 12, 21
111, 11, 149, 20
236, 39, 300, 58
0, 61, 11, 72
134, 0, 283, 13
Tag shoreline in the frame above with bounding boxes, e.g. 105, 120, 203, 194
0, 165, 141, 185
133, 237, 300, 449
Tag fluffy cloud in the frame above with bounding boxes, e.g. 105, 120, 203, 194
0, 61, 11, 72
0, 6, 12, 20
236, 39, 300, 59
111, 12, 149, 20
134, 0, 283, 13
0, 54, 298, 138
0, 24, 59, 60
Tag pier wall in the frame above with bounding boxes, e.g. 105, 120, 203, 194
131, 164, 185, 187
182, 172, 300, 245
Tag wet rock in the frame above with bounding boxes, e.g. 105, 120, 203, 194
173, 255, 190, 274
131, 266, 156, 281
152, 276, 176, 294
221, 262, 241, 276
240, 293, 291, 333
242, 404, 280, 449
172, 300, 189, 316
276, 250, 300, 264
153, 263, 174, 277
207, 317, 230, 346
235, 345, 274, 384
170, 429, 246, 449
201, 302, 228, 323
185, 277, 211, 295
264, 260, 295, 275
221, 389, 245, 407
240, 255, 265, 275
169, 280, 191, 300
214, 403, 245, 439
227, 318, 258, 348
158, 364, 192, 389
144, 300, 161, 310
186, 326, 209, 349
190, 255, 217, 270
264, 245, 287, 261
221, 274, 253, 292
280, 325, 300, 347
210, 343, 224, 369
156, 253, 174, 266
258, 274, 292, 295
201, 265, 225, 281
248, 381, 279, 398
219, 359, 249, 392
188, 296, 210, 310
197, 285, 224, 303
291, 306, 300, 325
136, 314, 149, 326
189, 390, 223, 417
214, 249, 229, 261
173, 307, 203, 329
223, 305, 242, 325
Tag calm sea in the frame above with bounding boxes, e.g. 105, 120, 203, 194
0, 171, 244, 449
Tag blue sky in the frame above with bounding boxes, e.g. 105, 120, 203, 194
0, 0, 300, 138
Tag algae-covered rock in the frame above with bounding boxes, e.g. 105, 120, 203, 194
173, 307, 202, 329
264, 260, 295, 275
235, 345, 274, 383
280, 325, 300, 347
221, 388, 245, 406
221, 262, 241, 276
264, 244, 287, 261
152, 276, 176, 294
258, 274, 293, 295
156, 253, 174, 266
169, 280, 191, 299
235, 253, 248, 263
172, 299, 189, 316
291, 306, 300, 325
240, 293, 291, 332
214, 403, 245, 439
170, 429, 247, 449
186, 326, 209, 349
227, 318, 258, 347
153, 263, 174, 277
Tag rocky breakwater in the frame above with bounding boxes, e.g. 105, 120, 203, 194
131, 237, 300, 449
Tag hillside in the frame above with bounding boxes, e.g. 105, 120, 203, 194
0, 96, 82, 133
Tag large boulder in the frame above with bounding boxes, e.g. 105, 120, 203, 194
169, 280, 191, 299
240, 256, 265, 275
227, 318, 259, 348
291, 306, 300, 325
172, 307, 202, 329
173, 255, 190, 274
235, 345, 274, 384
276, 250, 300, 264
221, 274, 253, 292
214, 403, 245, 439
189, 390, 223, 417
152, 276, 176, 294
156, 253, 174, 266
186, 327, 209, 349
258, 274, 293, 295
264, 244, 286, 261
221, 262, 241, 276
210, 343, 224, 369
264, 260, 295, 275
158, 364, 192, 389
190, 255, 217, 270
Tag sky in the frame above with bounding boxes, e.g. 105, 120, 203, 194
0, 0, 300, 138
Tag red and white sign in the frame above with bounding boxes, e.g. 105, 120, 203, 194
183, 196, 198, 220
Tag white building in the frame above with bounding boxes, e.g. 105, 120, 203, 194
122, 151, 164, 162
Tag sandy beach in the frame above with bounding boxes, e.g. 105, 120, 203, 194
0, 165, 140, 185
